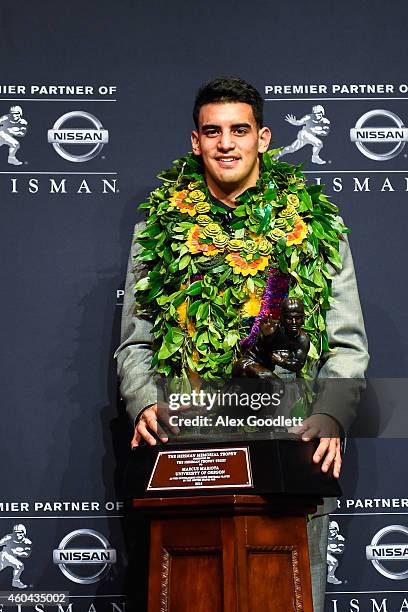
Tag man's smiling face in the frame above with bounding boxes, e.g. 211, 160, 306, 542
191, 102, 271, 199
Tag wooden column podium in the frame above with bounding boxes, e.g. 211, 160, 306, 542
126, 437, 340, 612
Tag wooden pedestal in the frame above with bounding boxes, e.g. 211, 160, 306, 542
133, 494, 318, 612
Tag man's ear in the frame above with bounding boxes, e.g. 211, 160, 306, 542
191, 130, 201, 155
258, 126, 272, 153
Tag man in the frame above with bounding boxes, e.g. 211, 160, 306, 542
116, 77, 368, 611
0, 105, 28, 165
0, 524, 32, 589
273, 105, 330, 165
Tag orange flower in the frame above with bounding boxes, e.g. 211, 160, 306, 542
186, 225, 220, 257
286, 216, 308, 246
169, 190, 196, 216
242, 293, 262, 317
187, 318, 195, 337
188, 349, 202, 388
226, 252, 270, 276
176, 300, 187, 326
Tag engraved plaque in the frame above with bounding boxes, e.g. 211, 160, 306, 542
146, 447, 253, 491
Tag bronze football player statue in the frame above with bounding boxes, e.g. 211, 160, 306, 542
233, 298, 310, 390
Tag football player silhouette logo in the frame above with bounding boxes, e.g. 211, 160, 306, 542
274, 105, 330, 165
0, 524, 32, 589
326, 520, 345, 585
0, 106, 28, 165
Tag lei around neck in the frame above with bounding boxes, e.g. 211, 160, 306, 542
134, 151, 347, 381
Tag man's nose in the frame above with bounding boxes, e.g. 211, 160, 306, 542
218, 131, 235, 150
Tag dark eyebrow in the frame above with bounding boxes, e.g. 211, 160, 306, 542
201, 122, 252, 131
200, 124, 220, 131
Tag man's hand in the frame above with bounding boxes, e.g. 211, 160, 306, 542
131, 403, 179, 448
290, 414, 342, 478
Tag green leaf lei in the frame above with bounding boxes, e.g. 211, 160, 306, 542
134, 150, 347, 381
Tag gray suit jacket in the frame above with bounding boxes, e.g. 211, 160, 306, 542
115, 220, 369, 430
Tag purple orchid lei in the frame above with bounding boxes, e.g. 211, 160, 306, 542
240, 268, 290, 350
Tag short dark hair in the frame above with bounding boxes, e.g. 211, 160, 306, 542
193, 76, 264, 129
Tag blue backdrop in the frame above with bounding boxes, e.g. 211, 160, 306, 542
1, 1, 408, 610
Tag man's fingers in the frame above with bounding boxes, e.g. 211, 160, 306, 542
313, 438, 342, 477
157, 405, 180, 435
287, 424, 303, 435
143, 414, 169, 443
131, 404, 169, 445
333, 446, 342, 479
313, 437, 330, 463
161, 417, 180, 436
324, 440, 341, 475
145, 414, 159, 433
156, 423, 170, 442
302, 426, 319, 442
288, 421, 309, 436
295, 415, 340, 441
131, 429, 141, 448
289, 421, 318, 439
321, 439, 338, 472
137, 421, 158, 446
131, 411, 171, 447
290, 413, 343, 476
